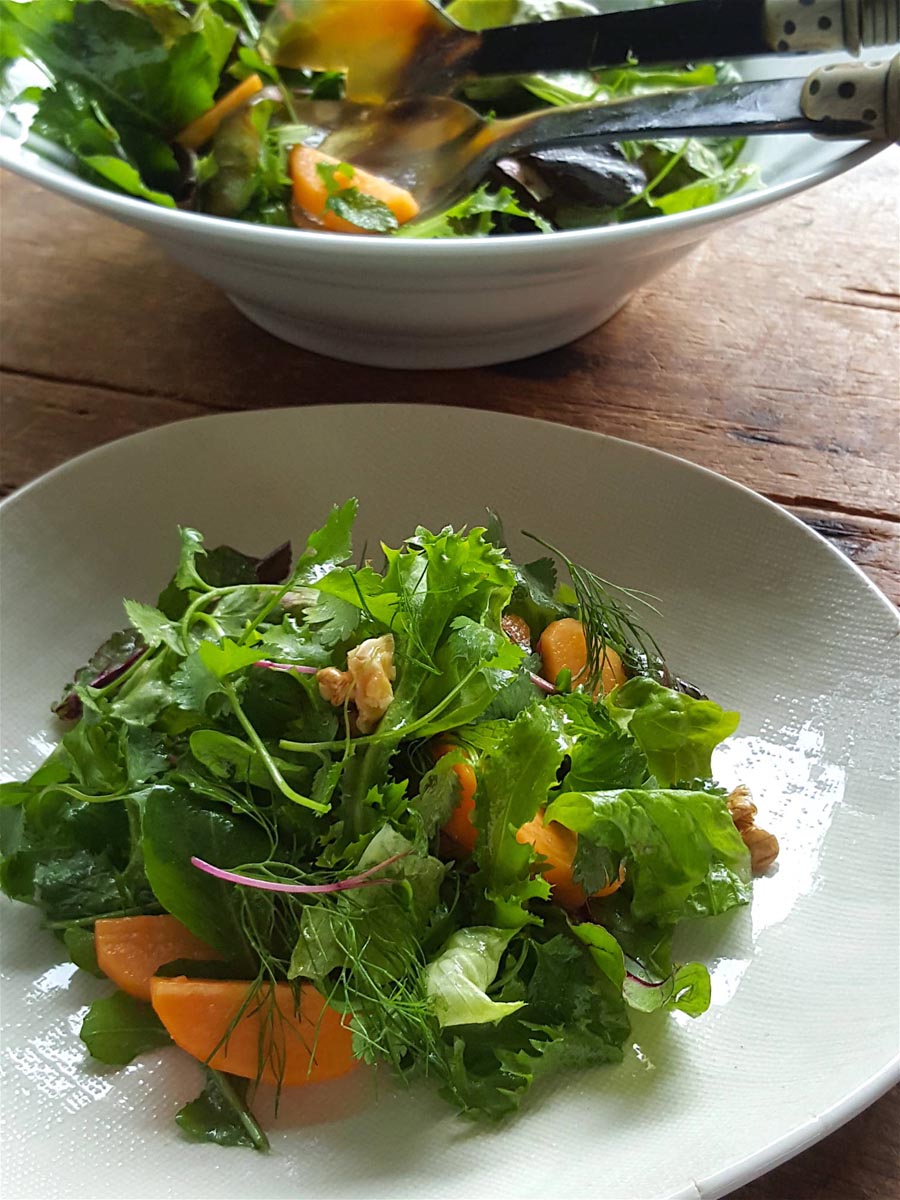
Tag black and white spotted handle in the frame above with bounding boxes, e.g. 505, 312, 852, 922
801, 54, 900, 138
766, 0, 900, 54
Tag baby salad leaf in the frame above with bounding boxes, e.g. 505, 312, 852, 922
622, 960, 711, 1017
176, 1068, 270, 1152
606, 677, 739, 787
545, 788, 751, 924
63, 925, 104, 976
426, 927, 524, 1028
80, 990, 171, 1064
30, 80, 179, 206
397, 184, 552, 239
2, 0, 230, 132
140, 784, 270, 965
52, 628, 144, 721
571, 922, 711, 1016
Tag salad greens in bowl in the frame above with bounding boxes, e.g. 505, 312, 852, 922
0, 0, 755, 234
0, 497, 779, 1149
0, 0, 886, 364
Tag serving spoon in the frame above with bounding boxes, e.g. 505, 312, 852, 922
300, 55, 899, 217
261, 0, 900, 104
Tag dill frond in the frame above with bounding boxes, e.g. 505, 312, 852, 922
523, 532, 663, 691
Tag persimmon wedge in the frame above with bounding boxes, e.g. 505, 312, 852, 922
94, 915, 221, 1002
290, 146, 420, 234
433, 741, 478, 857
538, 618, 627, 697
517, 809, 626, 912
176, 73, 264, 151
150, 977, 358, 1086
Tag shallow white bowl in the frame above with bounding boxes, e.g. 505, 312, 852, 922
1, 49, 889, 368
1, 405, 898, 1200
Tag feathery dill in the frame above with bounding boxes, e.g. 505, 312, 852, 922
523, 532, 663, 689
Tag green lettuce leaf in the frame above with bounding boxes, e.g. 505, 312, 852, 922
605, 677, 739, 787
397, 184, 552, 239
438, 932, 629, 1118
426, 927, 524, 1027
551, 690, 649, 793
545, 787, 751, 924
471, 703, 564, 927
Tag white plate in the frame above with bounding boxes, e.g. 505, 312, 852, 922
1, 404, 897, 1200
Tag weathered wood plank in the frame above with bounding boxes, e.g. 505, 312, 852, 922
1, 153, 898, 524
0, 372, 212, 496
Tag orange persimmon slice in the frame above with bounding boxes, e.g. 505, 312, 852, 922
94, 915, 222, 1002
150, 976, 358, 1086
290, 146, 419, 234
176, 74, 264, 151
538, 618, 627, 697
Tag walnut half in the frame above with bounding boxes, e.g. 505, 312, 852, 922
727, 785, 779, 874
316, 634, 396, 734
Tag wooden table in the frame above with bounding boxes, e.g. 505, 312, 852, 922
1, 151, 898, 1198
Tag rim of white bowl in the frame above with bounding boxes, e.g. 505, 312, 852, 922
0, 132, 886, 257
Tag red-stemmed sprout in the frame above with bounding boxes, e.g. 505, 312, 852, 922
190, 851, 408, 894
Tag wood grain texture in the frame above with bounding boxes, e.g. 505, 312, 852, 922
1, 146, 898, 1200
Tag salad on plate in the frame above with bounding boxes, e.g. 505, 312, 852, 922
0, 0, 757, 237
0, 501, 778, 1150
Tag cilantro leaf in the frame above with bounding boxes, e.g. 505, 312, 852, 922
123, 599, 183, 653
326, 188, 399, 232
314, 160, 399, 233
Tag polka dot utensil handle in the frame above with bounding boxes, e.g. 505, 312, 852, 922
765, 0, 899, 53
801, 54, 900, 138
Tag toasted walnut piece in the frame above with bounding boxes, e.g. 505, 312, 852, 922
727, 785, 779, 873
501, 612, 532, 651
317, 635, 396, 734
742, 826, 780, 874
727, 784, 758, 834
346, 634, 396, 733
317, 666, 352, 707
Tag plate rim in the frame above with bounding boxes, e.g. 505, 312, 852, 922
1, 401, 897, 1199
2, 402, 897, 627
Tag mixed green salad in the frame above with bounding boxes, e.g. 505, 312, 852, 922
0, 501, 778, 1150
0, 0, 757, 236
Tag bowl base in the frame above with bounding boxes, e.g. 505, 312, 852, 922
227, 293, 632, 369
